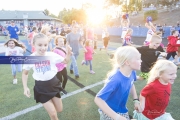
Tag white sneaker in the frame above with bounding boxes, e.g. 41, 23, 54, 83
13, 79, 17, 84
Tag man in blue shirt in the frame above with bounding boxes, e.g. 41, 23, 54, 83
7, 20, 20, 40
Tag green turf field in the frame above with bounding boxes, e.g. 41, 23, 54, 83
0, 38, 180, 120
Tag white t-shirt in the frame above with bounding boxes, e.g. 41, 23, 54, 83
102, 30, 106, 38
5, 46, 24, 56
121, 27, 128, 39
145, 29, 155, 42
23, 52, 64, 81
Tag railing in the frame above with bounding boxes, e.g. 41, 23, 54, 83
94, 27, 180, 37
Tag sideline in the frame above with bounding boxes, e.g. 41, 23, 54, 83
0, 80, 104, 120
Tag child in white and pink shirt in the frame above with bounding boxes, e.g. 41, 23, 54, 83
53, 36, 68, 94
81, 39, 95, 74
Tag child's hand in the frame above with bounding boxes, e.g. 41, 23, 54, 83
24, 87, 31, 98
134, 102, 143, 113
160, 52, 167, 57
22, 47, 26, 53
66, 45, 72, 55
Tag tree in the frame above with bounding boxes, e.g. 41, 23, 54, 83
44, 9, 50, 15
58, 8, 67, 19
49, 13, 57, 18
105, 0, 121, 5
58, 8, 87, 24
106, 0, 142, 12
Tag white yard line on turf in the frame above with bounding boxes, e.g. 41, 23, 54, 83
0, 81, 104, 120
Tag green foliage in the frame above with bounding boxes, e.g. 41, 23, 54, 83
144, 10, 158, 21
44, 9, 50, 15
158, 0, 178, 6
106, 0, 121, 5
58, 8, 87, 24
49, 14, 57, 18
108, 0, 142, 12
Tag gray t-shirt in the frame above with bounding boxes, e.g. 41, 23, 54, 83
67, 32, 82, 55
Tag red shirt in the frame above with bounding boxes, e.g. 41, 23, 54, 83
141, 79, 171, 119
125, 35, 131, 43
167, 35, 180, 53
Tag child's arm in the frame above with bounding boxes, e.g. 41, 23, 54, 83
94, 97, 127, 120
139, 94, 146, 111
169, 37, 180, 47
130, 84, 143, 112
62, 45, 72, 64
80, 40, 87, 52
93, 49, 96, 54
5, 48, 10, 56
22, 70, 31, 98
127, 18, 130, 26
19, 47, 26, 54
149, 22, 156, 32
126, 40, 132, 46
16, 27, 20, 34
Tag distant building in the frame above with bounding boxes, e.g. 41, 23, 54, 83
0, 10, 62, 27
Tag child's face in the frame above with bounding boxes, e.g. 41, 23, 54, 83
149, 39, 162, 49
34, 38, 48, 56
127, 52, 142, 70
174, 31, 179, 37
89, 40, 93, 46
72, 25, 79, 32
57, 38, 64, 47
8, 41, 15, 49
159, 67, 177, 84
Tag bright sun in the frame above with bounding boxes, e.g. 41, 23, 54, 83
86, 8, 106, 25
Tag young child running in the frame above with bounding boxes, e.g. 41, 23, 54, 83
100, 27, 110, 51
122, 28, 133, 46
137, 34, 165, 80
53, 36, 69, 94
81, 39, 95, 74
4, 39, 26, 84
133, 60, 177, 120
27, 26, 38, 53
166, 30, 180, 64
22, 33, 72, 120
94, 46, 142, 120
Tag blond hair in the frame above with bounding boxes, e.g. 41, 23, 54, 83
33, 33, 48, 45
40, 25, 50, 34
107, 46, 139, 78
150, 33, 162, 42
125, 28, 133, 36
147, 60, 177, 84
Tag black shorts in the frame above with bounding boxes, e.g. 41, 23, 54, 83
166, 51, 177, 60
103, 37, 109, 47
34, 75, 62, 103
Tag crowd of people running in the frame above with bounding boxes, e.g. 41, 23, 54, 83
2, 13, 180, 120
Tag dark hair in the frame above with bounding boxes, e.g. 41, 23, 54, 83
72, 20, 76, 25
4, 39, 26, 49
32, 27, 37, 31
54, 36, 64, 45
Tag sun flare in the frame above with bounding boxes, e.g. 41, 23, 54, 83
86, 8, 106, 25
